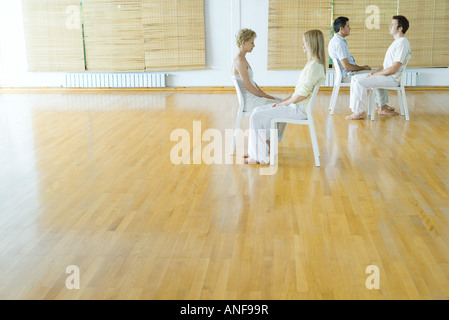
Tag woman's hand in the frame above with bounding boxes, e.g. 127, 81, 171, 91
272, 102, 284, 108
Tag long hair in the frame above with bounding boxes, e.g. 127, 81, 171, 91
304, 29, 326, 73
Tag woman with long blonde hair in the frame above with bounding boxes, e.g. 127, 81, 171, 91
245, 29, 326, 164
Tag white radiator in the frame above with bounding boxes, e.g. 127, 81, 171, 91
402, 71, 418, 86
325, 72, 335, 87
64, 73, 166, 88
325, 71, 419, 87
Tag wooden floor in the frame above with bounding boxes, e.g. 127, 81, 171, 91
1, 87, 449, 300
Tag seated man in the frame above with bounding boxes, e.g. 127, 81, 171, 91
346, 15, 411, 120
328, 16, 372, 83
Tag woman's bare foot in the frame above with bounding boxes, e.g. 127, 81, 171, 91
345, 111, 366, 120
243, 154, 249, 158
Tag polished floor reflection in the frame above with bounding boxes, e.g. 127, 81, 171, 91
0, 88, 449, 299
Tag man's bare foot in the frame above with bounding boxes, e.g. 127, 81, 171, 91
377, 106, 399, 116
244, 158, 259, 164
345, 111, 366, 120
376, 104, 395, 112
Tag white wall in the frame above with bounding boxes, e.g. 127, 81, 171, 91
0, 0, 448, 88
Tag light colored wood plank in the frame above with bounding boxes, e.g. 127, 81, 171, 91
0, 89, 449, 300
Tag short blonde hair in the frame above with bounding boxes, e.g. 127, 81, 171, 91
236, 28, 256, 47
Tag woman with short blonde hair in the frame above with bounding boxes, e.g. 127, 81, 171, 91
232, 28, 280, 112
235, 28, 256, 48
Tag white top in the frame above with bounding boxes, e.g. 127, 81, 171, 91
294, 59, 326, 111
328, 34, 357, 79
234, 67, 257, 97
383, 37, 412, 82
233, 66, 278, 112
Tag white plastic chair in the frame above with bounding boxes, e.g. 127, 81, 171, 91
270, 85, 321, 167
368, 72, 410, 121
229, 75, 251, 155
328, 57, 350, 114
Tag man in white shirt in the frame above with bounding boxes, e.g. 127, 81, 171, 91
346, 15, 412, 120
328, 17, 372, 83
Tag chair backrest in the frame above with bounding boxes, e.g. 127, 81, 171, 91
398, 67, 408, 88
331, 56, 344, 84
306, 85, 321, 119
231, 75, 245, 112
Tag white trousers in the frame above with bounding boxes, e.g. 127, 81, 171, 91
246, 96, 287, 143
248, 104, 307, 164
341, 69, 373, 83
350, 74, 399, 114
244, 94, 282, 113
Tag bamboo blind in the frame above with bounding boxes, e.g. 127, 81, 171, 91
432, 0, 449, 67
82, 0, 145, 72
333, 0, 369, 67
269, 0, 449, 69
333, 0, 397, 68
268, 0, 332, 70
22, 0, 85, 72
399, 0, 433, 68
359, 0, 397, 68
142, 0, 206, 71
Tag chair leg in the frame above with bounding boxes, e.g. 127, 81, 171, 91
397, 90, 405, 116
369, 89, 376, 121
329, 85, 340, 114
402, 87, 410, 121
229, 112, 243, 155
270, 121, 277, 166
308, 120, 320, 167
274, 127, 279, 156
328, 87, 335, 111
367, 92, 371, 117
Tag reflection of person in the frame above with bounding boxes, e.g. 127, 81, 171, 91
346, 15, 411, 120
232, 28, 281, 113
244, 30, 326, 165
328, 16, 372, 83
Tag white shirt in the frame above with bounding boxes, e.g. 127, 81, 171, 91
383, 37, 411, 82
294, 59, 326, 111
328, 34, 356, 78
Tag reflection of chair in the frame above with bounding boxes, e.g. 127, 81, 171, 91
328, 57, 350, 114
270, 85, 321, 167
368, 72, 410, 121
229, 75, 251, 155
